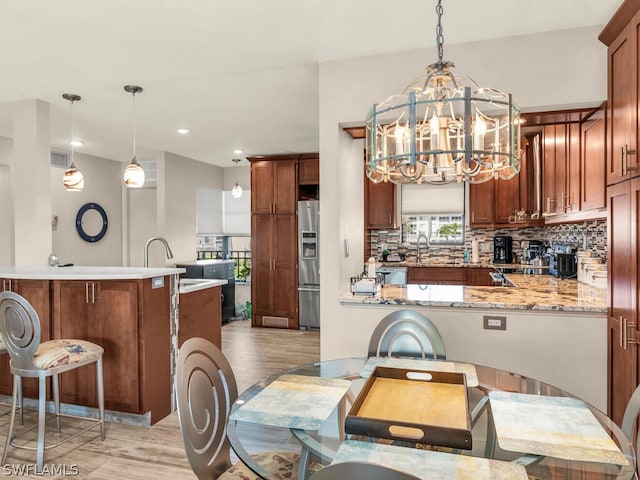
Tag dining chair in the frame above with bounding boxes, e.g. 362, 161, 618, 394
368, 309, 446, 359
176, 337, 318, 480
621, 384, 640, 477
308, 461, 420, 480
0, 291, 105, 473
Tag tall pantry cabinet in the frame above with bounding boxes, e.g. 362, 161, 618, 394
600, 0, 640, 425
248, 155, 304, 329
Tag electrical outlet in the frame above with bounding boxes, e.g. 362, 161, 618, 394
480, 241, 492, 253
483, 315, 506, 330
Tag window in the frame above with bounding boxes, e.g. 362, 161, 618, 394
404, 214, 464, 245
401, 183, 465, 245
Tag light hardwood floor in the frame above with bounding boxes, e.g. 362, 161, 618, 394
0, 320, 320, 479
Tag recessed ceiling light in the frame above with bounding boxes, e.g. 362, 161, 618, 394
233, 148, 243, 155
70, 140, 83, 147
177, 128, 190, 135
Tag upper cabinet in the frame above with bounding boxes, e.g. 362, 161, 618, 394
364, 178, 398, 230
298, 153, 319, 185
605, 12, 640, 185
581, 106, 607, 211
250, 157, 297, 214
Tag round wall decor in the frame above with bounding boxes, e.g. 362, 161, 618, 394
75, 202, 108, 243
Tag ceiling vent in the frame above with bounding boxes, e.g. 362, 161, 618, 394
51, 151, 69, 168
138, 160, 157, 186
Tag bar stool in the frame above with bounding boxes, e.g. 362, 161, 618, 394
0, 291, 105, 472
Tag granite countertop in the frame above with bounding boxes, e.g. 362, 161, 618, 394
340, 274, 607, 313
0, 265, 185, 280
380, 261, 494, 268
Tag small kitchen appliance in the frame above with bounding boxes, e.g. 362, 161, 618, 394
493, 235, 513, 264
548, 245, 578, 278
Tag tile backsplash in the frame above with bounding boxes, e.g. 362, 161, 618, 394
371, 219, 607, 264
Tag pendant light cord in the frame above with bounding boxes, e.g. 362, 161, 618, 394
70, 99, 75, 166
132, 91, 137, 161
435, 0, 444, 64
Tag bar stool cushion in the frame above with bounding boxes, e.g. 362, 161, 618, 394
33, 339, 104, 370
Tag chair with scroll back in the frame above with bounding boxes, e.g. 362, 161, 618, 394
176, 337, 318, 480
368, 309, 446, 359
621, 384, 640, 478
308, 461, 420, 480
0, 291, 105, 473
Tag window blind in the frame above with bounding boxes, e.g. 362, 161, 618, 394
401, 183, 465, 214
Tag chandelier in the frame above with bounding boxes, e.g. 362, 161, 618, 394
365, 0, 521, 185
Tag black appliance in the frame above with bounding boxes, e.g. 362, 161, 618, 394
548, 245, 578, 278
493, 236, 513, 264
177, 260, 235, 322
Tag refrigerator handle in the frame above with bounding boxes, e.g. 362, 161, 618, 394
344, 239, 349, 258
298, 286, 320, 292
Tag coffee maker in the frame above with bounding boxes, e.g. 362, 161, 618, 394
494, 235, 513, 264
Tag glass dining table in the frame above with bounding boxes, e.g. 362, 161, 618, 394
227, 357, 636, 480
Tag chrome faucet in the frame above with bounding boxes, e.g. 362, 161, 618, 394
144, 236, 174, 267
416, 232, 429, 265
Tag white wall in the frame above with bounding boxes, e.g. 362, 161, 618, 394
159, 151, 224, 266
50, 151, 123, 266
318, 26, 609, 399
0, 138, 13, 265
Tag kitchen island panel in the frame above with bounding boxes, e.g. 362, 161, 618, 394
178, 285, 222, 348
324, 303, 607, 412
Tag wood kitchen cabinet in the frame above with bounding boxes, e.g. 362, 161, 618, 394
542, 123, 581, 215
249, 154, 299, 329
0, 279, 51, 398
179, 286, 222, 348
364, 177, 398, 229
407, 267, 466, 285
298, 154, 319, 185
467, 268, 496, 286
581, 105, 607, 210
52, 280, 140, 413
250, 158, 297, 214
606, 179, 640, 425
604, 13, 640, 186
468, 180, 494, 227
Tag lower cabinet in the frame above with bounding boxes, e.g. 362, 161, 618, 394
0, 279, 51, 399
53, 280, 140, 413
407, 267, 494, 286
179, 286, 222, 348
607, 179, 640, 424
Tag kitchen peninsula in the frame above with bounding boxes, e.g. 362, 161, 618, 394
338, 270, 608, 412
0, 265, 187, 425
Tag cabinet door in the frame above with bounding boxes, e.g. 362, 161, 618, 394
251, 161, 275, 214
607, 181, 637, 424
251, 214, 275, 324
581, 107, 606, 210
364, 179, 398, 229
469, 181, 494, 226
0, 279, 51, 398
99, 280, 140, 413
494, 176, 520, 225
467, 268, 495, 286
607, 23, 636, 185
273, 160, 297, 214
55, 281, 99, 407
299, 155, 319, 185
566, 123, 581, 213
272, 214, 298, 322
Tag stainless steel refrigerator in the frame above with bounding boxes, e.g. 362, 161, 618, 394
298, 200, 319, 329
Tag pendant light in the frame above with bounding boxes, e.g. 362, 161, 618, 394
62, 93, 84, 191
123, 85, 145, 188
231, 158, 243, 198
365, 0, 521, 185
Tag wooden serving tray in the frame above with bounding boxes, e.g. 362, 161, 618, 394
345, 366, 471, 450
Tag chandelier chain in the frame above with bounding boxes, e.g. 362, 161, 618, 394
435, 0, 444, 63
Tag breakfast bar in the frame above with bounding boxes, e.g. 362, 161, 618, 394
336, 272, 608, 412
0, 266, 189, 425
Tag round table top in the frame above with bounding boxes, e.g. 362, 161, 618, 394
228, 357, 636, 480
